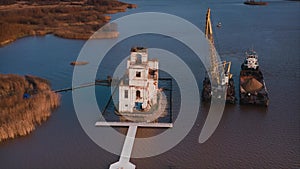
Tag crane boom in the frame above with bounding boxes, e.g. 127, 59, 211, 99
205, 8, 220, 85
205, 8, 214, 44
202, 8, 236, 104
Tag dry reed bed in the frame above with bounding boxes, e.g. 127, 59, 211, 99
0, 0, 137, 46
0, 74, 60, 142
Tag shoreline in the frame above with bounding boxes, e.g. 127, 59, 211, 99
0, 0, 137, 47
0, 30, 121, 47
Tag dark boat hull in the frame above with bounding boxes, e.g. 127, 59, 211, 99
239, 68, 269, 106
244, 1, 268, 5
202, 77, 236, 104
226, 78, 236, 104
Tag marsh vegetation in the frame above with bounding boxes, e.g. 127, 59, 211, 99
0, 0, 136, 46
0, 74, 60, 142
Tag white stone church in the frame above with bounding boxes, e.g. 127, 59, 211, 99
118, 47, 159, 113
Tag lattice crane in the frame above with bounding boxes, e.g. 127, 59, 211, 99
205, 8, 232, 86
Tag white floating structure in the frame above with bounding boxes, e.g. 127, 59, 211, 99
118, 47, 159, 113
109, 126, 137, 169
96, 47, 171, 169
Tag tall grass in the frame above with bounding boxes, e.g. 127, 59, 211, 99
0, 0, 136, 46
0, 74, 60, 142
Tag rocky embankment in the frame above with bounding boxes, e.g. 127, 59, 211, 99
0, 74, 60, 142
0, 0, 137, 46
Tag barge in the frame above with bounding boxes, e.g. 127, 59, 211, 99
244, 0, 268, 5
239, 50, 269, 106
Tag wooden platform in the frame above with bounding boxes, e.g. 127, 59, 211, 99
95, 121, 173, 128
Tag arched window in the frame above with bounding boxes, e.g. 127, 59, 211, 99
136, 90, 141, 99
136, 54, 142, 64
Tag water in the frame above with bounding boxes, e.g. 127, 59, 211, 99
0, 0, 299, 168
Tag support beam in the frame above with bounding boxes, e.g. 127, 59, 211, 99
95, 121, 173, 128
109, 126, 137, 169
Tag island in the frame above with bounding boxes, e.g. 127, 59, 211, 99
0, 74, 60, 142
0, 0, 137, 46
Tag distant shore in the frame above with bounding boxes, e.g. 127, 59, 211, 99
0, 0, 137, 47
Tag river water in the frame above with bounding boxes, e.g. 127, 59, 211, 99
0, 0, 299, 168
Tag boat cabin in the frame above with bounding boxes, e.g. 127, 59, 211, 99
243, 50, 259, 70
